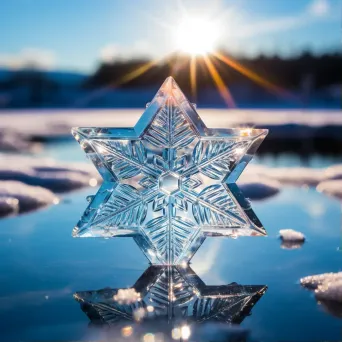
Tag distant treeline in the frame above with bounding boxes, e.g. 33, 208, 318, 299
0, 51, 340, 108
86, 51, 342, 92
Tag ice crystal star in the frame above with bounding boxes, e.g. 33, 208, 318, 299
72, 77, 268, 265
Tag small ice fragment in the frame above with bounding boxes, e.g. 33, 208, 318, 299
279, 229, 305, 242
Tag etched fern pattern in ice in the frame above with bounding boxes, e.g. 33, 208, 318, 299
72, 77, 268, 265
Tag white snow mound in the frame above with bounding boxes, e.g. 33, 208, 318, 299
0, 181, 58, 216
324, 164, 342, 181
315, 280, 342, 302
0, 155, 99, 193
300, 272, 342, 289
239, 176, 280, 200
279, 229, 305, 242
317, 180, 342, 200
0, 197, 19, 217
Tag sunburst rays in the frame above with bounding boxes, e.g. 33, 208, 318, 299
77, 50, 295, 108
203, 55, 236, 107
190, 55, 197, 101
212, 52, 297, 101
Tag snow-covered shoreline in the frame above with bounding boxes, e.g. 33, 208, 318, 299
0, 152, 341, 218
0, 108, 341, 217
0, 109, 341, 141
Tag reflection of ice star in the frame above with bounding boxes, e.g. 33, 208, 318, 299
72, 77, 268, 265
74, 265, 267, 326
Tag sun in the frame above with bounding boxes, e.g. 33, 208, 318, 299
174, 17, 219, 56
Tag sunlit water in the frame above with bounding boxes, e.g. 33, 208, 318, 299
0, 141, 341, 341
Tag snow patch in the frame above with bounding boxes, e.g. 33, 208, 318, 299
0, 109, 341, 141
263, 167, 325, 186
317, 180, 342, 200
239, 176, 280, 200
301, 272, 342, 305
0, 197, 19, 217
0, 129, 40, 153
0, 181, 58, 216
243, 164, 342, 187
315, 280, 342, 302
0, 155, 99, 193
300, 272, 342, 289
324, 164, 342, 181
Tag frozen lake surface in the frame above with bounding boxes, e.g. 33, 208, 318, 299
0, 109, 341, 341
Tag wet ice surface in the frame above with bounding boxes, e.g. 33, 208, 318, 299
0, 181, 341, 341
0, 135, 341, 341
0, 154, 341, 217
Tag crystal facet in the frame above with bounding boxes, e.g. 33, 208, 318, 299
72, 77, 268, 265
74, 266, 267, 325
159, 172, 180, 195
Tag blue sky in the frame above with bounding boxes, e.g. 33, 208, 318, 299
0, 0, 340, 72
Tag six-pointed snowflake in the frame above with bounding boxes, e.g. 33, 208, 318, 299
72, 77, 268, 265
